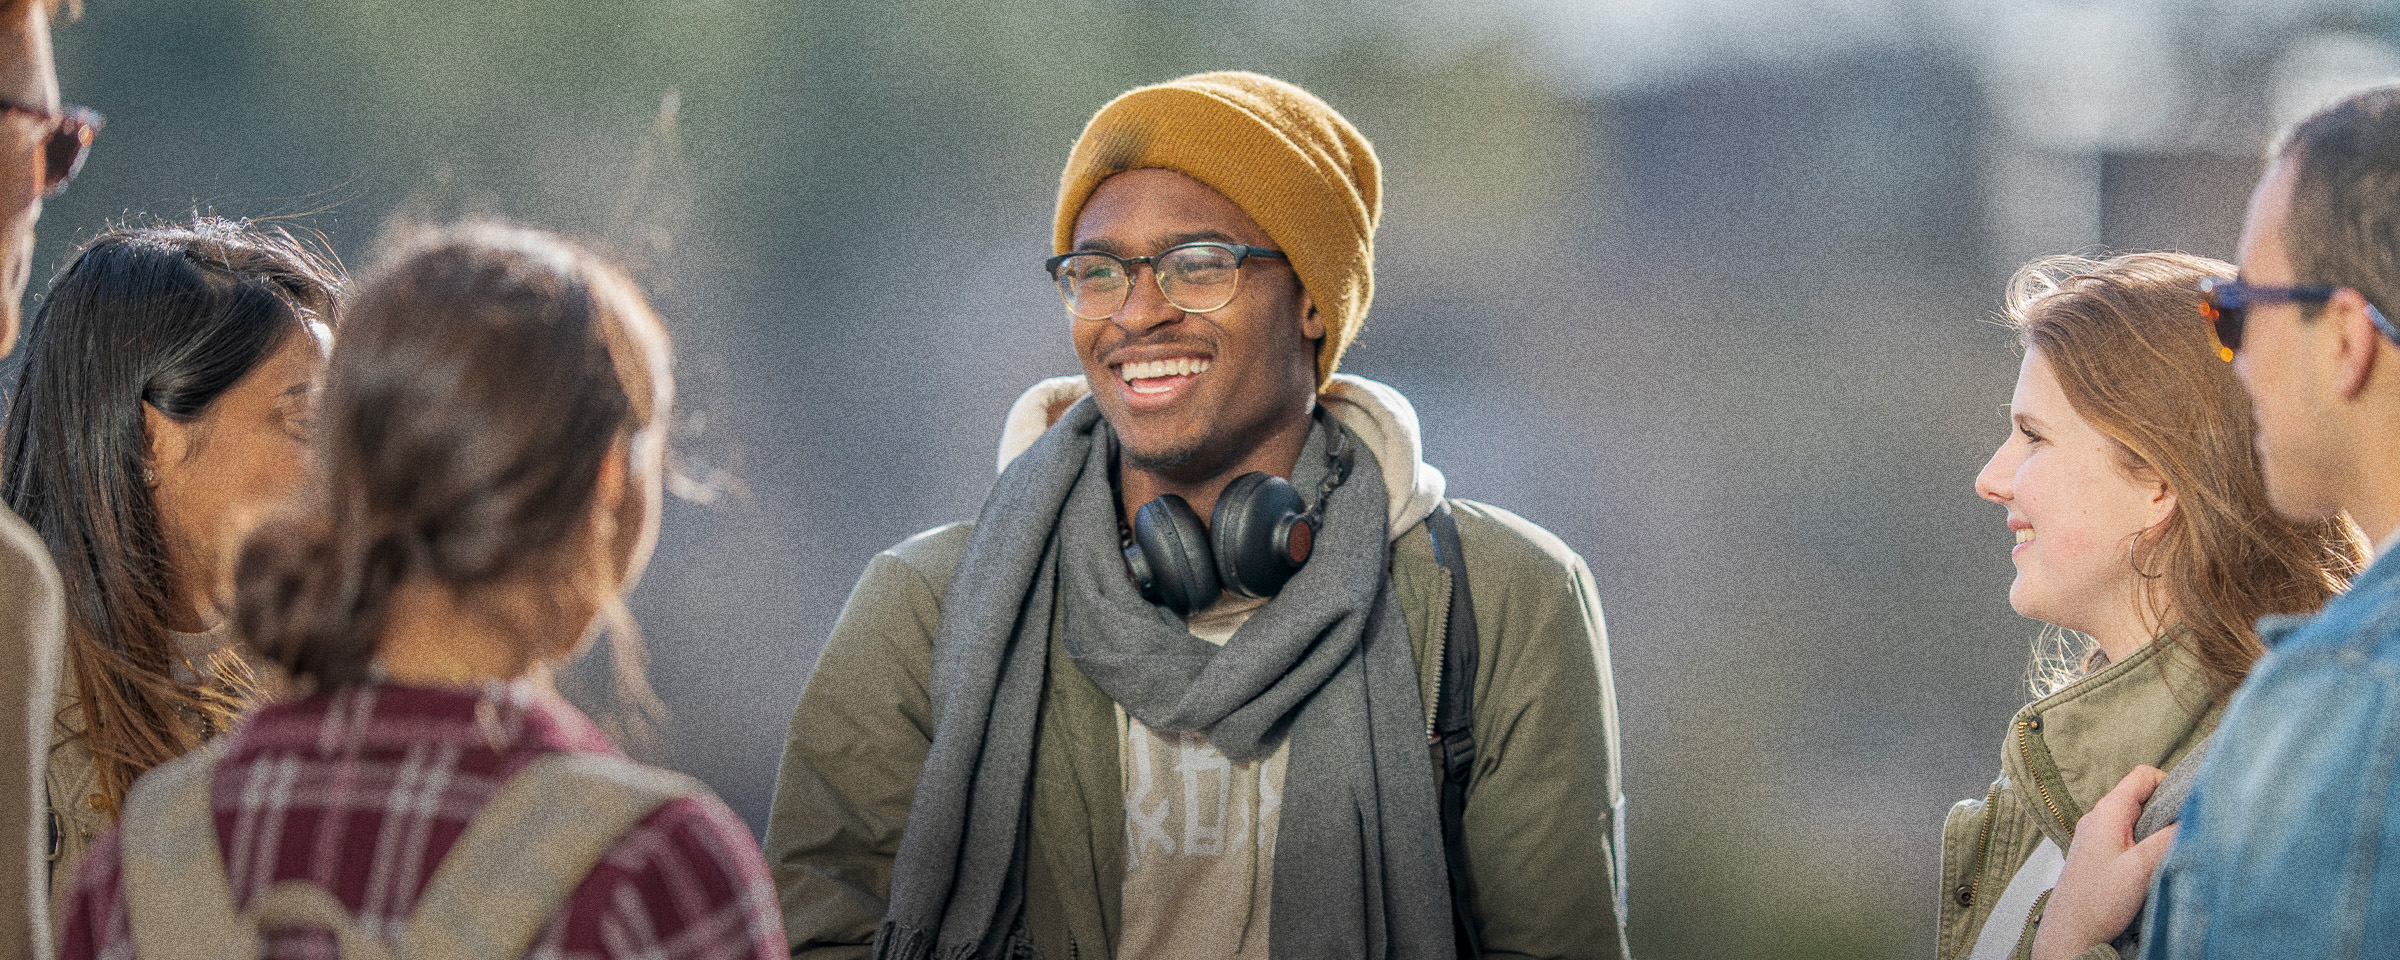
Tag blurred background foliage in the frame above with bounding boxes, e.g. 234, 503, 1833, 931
22, 0, 2400, 956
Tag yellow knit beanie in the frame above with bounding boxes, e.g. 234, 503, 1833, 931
1053, 71, 1382, 388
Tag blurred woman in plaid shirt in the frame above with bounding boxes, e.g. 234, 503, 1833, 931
56, 222, 785, 960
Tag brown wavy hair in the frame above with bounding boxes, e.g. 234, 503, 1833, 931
232, 222, 670, 705
2005, 252, 2366, 698
0, 219, 341, 814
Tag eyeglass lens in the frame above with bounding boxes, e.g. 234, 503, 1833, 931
1054, 245, 1247, 319
2204, 295, 2244, 355
39, 109, 97, 197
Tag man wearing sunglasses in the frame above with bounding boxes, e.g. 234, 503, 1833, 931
0, 2, 90, 958
768, 72, 1628, 960
2032, 85, 2400, 960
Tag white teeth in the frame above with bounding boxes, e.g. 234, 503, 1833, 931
1120, 357, 1211, 382
2015, 528, 2034, 545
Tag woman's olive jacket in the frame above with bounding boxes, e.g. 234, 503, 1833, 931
1938, 639, 2222, 960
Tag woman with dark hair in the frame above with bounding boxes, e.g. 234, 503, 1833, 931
54, 221, 783, 958
0, 218, 339, 894
1941, 252, 2365, 960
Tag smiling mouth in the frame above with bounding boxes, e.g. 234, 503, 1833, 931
1119, 356, 1211, 395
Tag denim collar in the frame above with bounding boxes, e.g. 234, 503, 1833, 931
2258, 545, 2400, 650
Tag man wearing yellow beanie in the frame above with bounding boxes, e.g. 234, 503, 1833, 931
768, 71, 1628, 960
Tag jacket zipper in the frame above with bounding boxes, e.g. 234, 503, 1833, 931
1425, 618, 1448, 743
2015, 716, 2072, 833
1943, 782, 2002, 960
1420, 571, 1440, 744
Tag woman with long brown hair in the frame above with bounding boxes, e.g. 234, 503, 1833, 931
1942, 252, 2364, 960
54, 221, 782, 958
0, 218, 339, 894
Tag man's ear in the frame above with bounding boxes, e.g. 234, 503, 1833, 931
2329, 287, 2384, 401
1299, 291, 1324, 341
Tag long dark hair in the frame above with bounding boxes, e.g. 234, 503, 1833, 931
2003, 252, 2366, 698
234, 222, 671, 696
0, 218, 342, 814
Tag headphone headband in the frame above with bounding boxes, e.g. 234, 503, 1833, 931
1301, 404, 1352, 528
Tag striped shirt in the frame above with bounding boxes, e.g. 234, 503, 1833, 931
58, 682, 783, 960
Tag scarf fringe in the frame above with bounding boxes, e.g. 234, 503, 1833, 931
871, 921, 1043, 960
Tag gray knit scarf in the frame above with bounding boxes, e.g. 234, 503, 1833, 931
875, 397, 1451, 960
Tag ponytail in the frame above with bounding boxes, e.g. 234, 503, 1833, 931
233, 511, 419, 689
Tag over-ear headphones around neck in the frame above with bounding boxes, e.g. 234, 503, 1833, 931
1121, 407, 1354, 617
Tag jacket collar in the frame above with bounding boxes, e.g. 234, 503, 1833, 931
994, 373, 1445, 543
2000, 635, 2223, 841
2259, 545, 2400, 650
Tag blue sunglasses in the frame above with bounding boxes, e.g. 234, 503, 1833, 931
2199, 277, 2400, 362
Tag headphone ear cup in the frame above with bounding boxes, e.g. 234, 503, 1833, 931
1122, 541, 1158, 603
1212, 472, 1310, 599
1130, 494, 1219, 616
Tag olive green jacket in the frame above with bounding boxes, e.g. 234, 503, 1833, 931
1937, 640, 2222, 960
766, 499, 1628, 960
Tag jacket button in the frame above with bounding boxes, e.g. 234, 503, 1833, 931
1955, 884, 1973, 907
2024, 716, 2042, 731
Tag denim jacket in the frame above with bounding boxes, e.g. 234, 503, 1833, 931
2140, 546, 2400, 958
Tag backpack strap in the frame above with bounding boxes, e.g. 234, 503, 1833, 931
121, 746, 405, 960
395, 751, 706, 960
1424, 502, 1482, 960
119, 743, 257, 960
120, 743, 701, 960
247, 883, 393, 960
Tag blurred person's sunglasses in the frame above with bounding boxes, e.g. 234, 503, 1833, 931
1045, 241, 1287, 320
2198, 276, 2400, 362
0, 100, 101, 198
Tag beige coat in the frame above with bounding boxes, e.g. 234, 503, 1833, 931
45, 621, 275, 914
1937, 639, 2222, 960
0, 508, 63, 960
44, 661, 99, 918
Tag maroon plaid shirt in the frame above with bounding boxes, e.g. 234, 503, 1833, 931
58, 682, 784, 960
